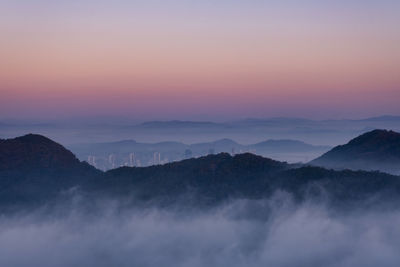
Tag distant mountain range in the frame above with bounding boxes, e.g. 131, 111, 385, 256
310, 129, 400, 174
138, 120, 222, 128
357, 115, 400, 122
2, 115, 400, 145
135, 115, 400, 128
68, 138, 330, 170
1, 132, 400, 210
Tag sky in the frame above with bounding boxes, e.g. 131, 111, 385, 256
1, 0, 399, 121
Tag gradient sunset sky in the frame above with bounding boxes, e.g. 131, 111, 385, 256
1, 0, 399, 120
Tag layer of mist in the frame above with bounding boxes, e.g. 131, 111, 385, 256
2, 116, 400, 146
1, 193, 400, 267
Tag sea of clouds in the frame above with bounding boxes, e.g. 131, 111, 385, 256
1, 193, 400, 267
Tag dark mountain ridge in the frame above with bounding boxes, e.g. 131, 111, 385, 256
1, 133, 400, 210
311, 129, 400, 174
0, 134, 81, 170
102, 153, 291, 202
0, 134, 100, 207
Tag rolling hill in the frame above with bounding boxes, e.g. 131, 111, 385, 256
310, 129, 400, 174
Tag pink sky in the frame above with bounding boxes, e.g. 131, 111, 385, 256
1, 1, 399, 120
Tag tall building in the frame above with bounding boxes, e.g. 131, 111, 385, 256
153, 152, 161, 165
87, 155, 96, 167
108, 154, 116, 169
129, 153, 135, 167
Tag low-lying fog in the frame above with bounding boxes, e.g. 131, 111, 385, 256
1, 193, 400, 267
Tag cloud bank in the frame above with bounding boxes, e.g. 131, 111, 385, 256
1, 194, 400, 267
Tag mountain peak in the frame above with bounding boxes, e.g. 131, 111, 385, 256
310, 129, 400, 174
347, 129, 399, 145
12, 133, 55, 143
213, 138, 238, 145
0, 133, 81, 170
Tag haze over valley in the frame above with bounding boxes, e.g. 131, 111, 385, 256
1, 0, 400, 266
2, 116, 400, 146
1, 130, 400, 266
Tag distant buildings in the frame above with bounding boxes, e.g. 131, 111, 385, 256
153, 152, 161, 165
84, 147, 233, 171
87, 155, 96, 167
108, 154, 116, 169
129, 153, 135, 167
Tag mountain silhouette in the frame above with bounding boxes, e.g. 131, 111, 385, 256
310, 129, 400, 174
101, 153, 290, 202
0, 134, 99, 208
1, 133, 400, 209
250, 139, 329, 153
138, 120, 222, 128
0, 134, 82, 170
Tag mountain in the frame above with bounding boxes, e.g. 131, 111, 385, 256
3, 115, 400, 146
250, 139, 330, 153
0, 134, 82, 170
231, 117, 315, 127
68, 138, 330, 170
360, 115, 400, 122
310, 129, 400, 174
138, 120, 223, 128
101, 153, 400, 207
0, 134, 100, 207
101, 153, 290, 202
189, 138, 242, 153
1, 133, 400, 210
